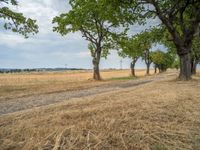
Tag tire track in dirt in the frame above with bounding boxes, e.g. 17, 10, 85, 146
0, 72, 176, 116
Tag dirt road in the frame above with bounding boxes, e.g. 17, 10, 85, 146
0, 71, 176, 115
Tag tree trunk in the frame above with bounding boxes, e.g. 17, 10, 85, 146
191, 63, 197, 75
146, 63, 150, 75
154, 65, 157, 74
144, 49, 151, 75
191, 58, 197, 75
93, 60, 101, 80
130, 61, 136, 77
178, 53, 191, 80
92, 49, 101, 80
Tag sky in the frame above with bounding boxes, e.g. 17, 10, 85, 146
0, 0, 164, 69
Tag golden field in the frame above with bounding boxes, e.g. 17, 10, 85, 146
0, 71, 200, 150
0, 69, 154, 101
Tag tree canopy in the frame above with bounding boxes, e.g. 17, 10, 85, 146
151, 50, 174, 72
118, 36, 142, 60
118, 36, 144, 76
53, 0, 134, 80
108, 0, 200, 80
0, 0, 38, 38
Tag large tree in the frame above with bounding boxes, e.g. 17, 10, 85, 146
53, 0, 130, 80
0, 0, 38, 37
118, 36, 143, 77
110, 0, 200, 80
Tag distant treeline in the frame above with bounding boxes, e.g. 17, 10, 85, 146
0, 68, 86, 73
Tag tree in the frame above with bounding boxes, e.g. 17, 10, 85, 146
159, 25, 200, 75
118, 36, 143, 77
151, 50, 174, 73
191, 36, 200, 74
53, 0, 128, 80
142, 48, 153, 75
111, 0, 200, 80
172, 57, 180, 70
136, 31, 154, 75
0, 0, 38, 37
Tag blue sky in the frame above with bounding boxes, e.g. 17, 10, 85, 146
0, 0, 164, 69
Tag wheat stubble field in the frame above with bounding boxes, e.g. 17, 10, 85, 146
0, 69, 151, 102
0, 70, 200, 150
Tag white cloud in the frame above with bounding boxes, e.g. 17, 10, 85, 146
16, 0, 63, 34
0, 33, 26, 47
49, 50, 90, 59
0, 0, 84, 49
76, 51, 90, 58
0, 0, 161, 69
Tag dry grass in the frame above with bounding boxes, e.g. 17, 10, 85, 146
0, 69, 153, 101
0, 75, 200, 150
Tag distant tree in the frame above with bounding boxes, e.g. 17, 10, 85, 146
136, 31, 155, 75
0, 0, 38, 37
53, 0, 129, 80
171, 56, 180, 70
142, 49, 153, 75
151, 50, 174, 73
191, 36, 200, 74
118, 36, 143, 77
151, 51, 163, 73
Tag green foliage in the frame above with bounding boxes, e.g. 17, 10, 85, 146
0, 0, 39, 38
53, 0, 130, 59
0, 0, 17, 5
117, 27, 163, 68
111, 0, 200, 78
115, 0, 200, 42
134, 30, 157, 66
118, 36, 142, 61
192, 36, 200, 64
172, 57, 180, 70
151, 50, 174, 72
143, 0, 200, 39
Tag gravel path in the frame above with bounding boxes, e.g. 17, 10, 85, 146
0, 72, 175, 116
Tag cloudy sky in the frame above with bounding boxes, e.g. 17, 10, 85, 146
0, 0, 163, 69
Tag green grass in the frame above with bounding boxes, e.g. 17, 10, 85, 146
108, 76, 137, 81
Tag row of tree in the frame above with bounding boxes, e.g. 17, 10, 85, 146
1, 0, 200, 81
53, 0, 200, 80
118, 32, 175, 77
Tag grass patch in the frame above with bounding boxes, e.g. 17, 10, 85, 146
108, 76, 137, 81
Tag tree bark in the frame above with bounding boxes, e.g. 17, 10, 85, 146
154, 65, 157, 74
130, 61, 136, 77
191, 58, 197, 75
144, 49, 151, 75
92, 48, 101, 80
146, 63, 150, 75
92, 58, 101, 80
178, 53, 191, 80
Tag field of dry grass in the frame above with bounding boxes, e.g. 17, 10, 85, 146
0, 71, 200, 150
0, 69, 153, 101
